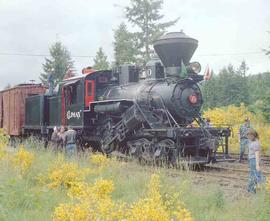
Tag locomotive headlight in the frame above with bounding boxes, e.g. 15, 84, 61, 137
187, 62, 201, 74
189, 94, 198, 104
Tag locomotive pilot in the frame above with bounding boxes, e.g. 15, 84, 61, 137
239, 117, 251, 163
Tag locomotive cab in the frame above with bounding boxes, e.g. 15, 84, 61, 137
58, 70, 114, 128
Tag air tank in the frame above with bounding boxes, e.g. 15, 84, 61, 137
153, 31, 198, 77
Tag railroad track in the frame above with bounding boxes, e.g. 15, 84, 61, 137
205, 163, 270, 176
215, 153, 270, 170
156, 166, 251, 199
124, 159, 251, 190
114, 150, 270, 176
227, 152, 270, 163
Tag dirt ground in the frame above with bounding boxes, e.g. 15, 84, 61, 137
190, 161, 270, 201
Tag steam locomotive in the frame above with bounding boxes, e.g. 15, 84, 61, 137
0, 31, 230, 164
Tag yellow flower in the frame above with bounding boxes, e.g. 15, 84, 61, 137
89, 153, 109, 167
173, 206, 194, 221
88, 153, 123, 175
54, 174, 194, 221
0, 148, 7, 160
92, 179, 114, 198
53, 202, 90, 221
204, 104, 270, 153
12, 148, 34, 174
0, 128, 9, 147
47, 162, 85, 189
67, 182, 88, 199
0, 129, 9, 160
54, 178, 121, 221
126, 174, 193, 221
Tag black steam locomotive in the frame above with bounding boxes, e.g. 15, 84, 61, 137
11, 31, 230, 164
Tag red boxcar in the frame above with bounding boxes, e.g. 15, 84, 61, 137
0, 84, 46, 136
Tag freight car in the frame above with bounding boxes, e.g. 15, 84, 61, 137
0, 84, 46, 137
0, 31, 231, 164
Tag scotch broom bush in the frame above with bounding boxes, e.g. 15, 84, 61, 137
0, 138, 269, 221
204, 103, 270, 153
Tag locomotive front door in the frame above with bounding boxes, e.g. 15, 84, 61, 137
85, 80, 95, 107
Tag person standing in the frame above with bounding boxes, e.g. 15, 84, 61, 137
63, 126, 77, 157
58, 126, 66, 150
51, 127, 60, 151
47, 68, 54, 96
205, 118, 217, 163
247, 129, 265, 193
239, 117, 251, 163
205, 118, 212, 127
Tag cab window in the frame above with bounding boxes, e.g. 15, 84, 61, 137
66, 83, 81, 105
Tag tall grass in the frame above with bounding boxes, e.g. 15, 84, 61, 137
0, 138, 269, 221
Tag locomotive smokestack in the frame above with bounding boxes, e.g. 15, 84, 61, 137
153, 31, 198, 77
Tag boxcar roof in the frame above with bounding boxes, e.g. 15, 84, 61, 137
0, 83, 45, 93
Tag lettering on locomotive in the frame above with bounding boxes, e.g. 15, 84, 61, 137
67, 110, 81, 120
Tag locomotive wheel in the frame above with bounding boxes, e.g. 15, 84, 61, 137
100, 119, 116, 154
140, 138, 153, 162
154, 139, 176, 165
100, 130, 115, 154
126, 138, 152, 162
101, 142, 116, 154
126, 138, 177, 165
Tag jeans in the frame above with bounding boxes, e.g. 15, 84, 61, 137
66, 143, 76, 158
247, 158, 265, 193
240, 139, 248, 161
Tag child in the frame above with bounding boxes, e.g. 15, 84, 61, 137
247, 129, 265, 193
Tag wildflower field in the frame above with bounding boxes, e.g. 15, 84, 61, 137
0, 130, 270, 221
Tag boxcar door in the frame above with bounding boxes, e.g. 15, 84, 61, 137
85, 80, 95, 108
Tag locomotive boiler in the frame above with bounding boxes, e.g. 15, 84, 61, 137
0, 31, 231, 164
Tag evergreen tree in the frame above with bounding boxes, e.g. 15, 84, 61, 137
202, 70, 220, 109
247, 72, 270, 116
202, 64, 249, 108
247, 72, 270, 103
113, 22, 138, 65
237, 60, 249, 77
125, 0, 179, 62
236, 60, 249, 103
40, 42, 74, 86
260, 90, 270, 122
218, 64, 249, 106
93, 47, 110, 70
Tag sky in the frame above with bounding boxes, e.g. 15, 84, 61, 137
0, 0, 269, 89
